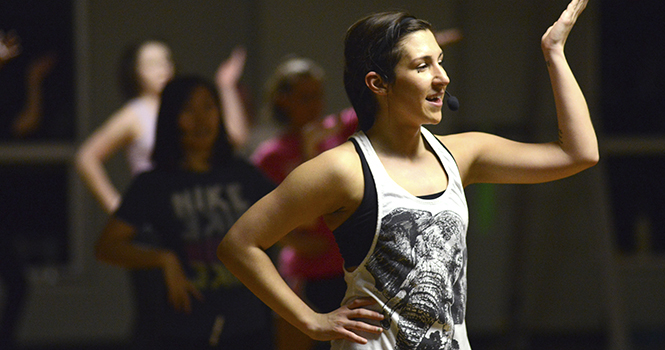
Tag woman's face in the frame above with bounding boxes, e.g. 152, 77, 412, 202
178, 86, 220, 155
384, 30, 450, 127
136, 42, 175, 95
277, 76, 324, 128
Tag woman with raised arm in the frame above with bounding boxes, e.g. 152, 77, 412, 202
95, 76, 275, 350
218, 1, 596, 349
76, 41, 249, 213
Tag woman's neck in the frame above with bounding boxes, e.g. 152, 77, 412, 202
137, 91, 160, 103
182, 152, 212, 172
366, 120, 424, 159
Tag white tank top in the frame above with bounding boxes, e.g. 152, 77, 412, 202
125, 98, 158, 176
332, 127, 471, 350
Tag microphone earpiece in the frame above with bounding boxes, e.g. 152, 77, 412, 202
444, 91, 459, 111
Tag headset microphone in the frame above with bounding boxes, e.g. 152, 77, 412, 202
444, 91, 459, 111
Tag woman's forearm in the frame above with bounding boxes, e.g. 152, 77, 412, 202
96, 239, 174, 270
75, 148, 121, 213
217, 230, 319, 336
544, 48, 598, 167
95, 219, 174, 269
219, 83, 249, 148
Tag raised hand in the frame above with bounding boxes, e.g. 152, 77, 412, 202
301, 115, 343, 160
542, 0, 588, 51
434, 28, 463, 49
215, 46, 247, 89
215, 45, 250, 147
0, 30, 21, 67
12, 52, 58, 137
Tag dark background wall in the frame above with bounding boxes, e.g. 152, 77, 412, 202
1, 0, 663, 348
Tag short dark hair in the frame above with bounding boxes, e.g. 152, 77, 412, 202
151, 75, 233, 170
343, 11, 432, 131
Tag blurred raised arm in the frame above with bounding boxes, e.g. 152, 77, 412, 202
216, 46, 250, 149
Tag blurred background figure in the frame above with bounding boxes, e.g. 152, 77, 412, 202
0, 0, 74, 141
0, 29, 58, 139
95, 75, 275, 350
76, 41, 249, 214
251, 55, 356, 350
75, 40, 251, 350
0, 29, 27, 333
10, 51, 56, 138
75, 40, 176, 350
75, 39, 176, 213
0, 28, 57, 350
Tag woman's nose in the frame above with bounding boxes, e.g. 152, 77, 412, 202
433, 66, 450, 88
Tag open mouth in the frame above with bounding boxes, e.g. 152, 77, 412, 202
426, 94, 443, 103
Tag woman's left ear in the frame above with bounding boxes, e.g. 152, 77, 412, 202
365, 71, 388, 95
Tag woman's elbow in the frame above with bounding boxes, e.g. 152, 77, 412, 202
74, 149, 88, 172
216, 234, 237, 264
588, 151, 600, 168
582, 146, 600, 168
218, 224, 259, 267
74, 147, 98, 175
572, 149, 599, 173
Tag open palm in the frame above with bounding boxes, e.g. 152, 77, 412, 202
542, 0, 588, 51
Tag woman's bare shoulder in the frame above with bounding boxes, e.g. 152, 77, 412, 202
270, 140, 364, 225
294, 141, 362, 191
107, 102, 143, 130
436, 131, 490, 185
314, 141, 365, 223
438, 131, 481, 156
278, 140, 362, 187
320, 141, 361, 172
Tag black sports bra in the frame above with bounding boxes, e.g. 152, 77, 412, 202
333, 139, 445, 269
